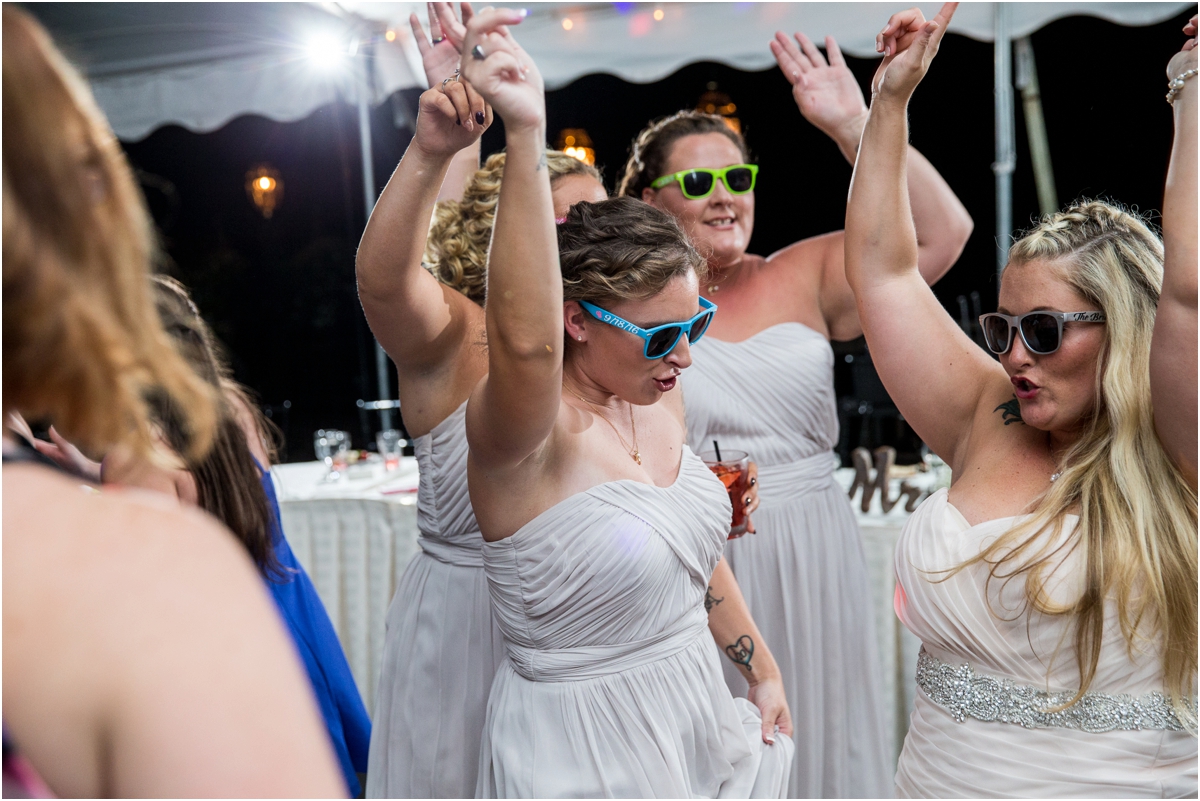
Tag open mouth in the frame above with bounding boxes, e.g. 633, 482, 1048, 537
653, 376, 677, 392
704, 217, 735, 228
1012, 376, 1039, 399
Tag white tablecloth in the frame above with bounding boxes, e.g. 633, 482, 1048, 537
271, 459, 421, 709
274, 457, 933, 764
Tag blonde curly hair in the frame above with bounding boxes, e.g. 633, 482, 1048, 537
426, 150, 602, 304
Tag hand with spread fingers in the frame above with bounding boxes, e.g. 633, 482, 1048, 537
458, 7, 544, 131
410, 2, 474, 87
770, 31, 868, 147
871, 3, 958, 102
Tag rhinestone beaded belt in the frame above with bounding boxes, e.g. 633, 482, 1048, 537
915, 646, 1195, 732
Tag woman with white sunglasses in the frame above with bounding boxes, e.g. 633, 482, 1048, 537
846, 4, 1196, 795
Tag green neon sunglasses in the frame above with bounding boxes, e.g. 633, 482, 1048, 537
651, 164, 758, 200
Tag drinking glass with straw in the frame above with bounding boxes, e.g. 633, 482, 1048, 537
699, 440, 752, 539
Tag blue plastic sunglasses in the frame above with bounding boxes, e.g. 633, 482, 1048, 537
577, 297, 717, 359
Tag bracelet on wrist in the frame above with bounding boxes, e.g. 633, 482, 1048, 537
1166, 68, 1197, 105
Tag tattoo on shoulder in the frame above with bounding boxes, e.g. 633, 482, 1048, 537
704, 586, 724, 613
724, 635, 754, 672
994, 396, 1024, 425
536, 151, 547, 172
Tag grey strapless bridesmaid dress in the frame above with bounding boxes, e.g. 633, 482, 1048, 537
684, 323, 893, 798
367, 401, 507, 798
477, 446, 795, 798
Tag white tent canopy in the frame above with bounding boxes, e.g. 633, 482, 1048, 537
31, 2, 1191, 141
359, 2, 1191, 87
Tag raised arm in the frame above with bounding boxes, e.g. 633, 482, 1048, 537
415, 2, 482, 203
770, 27, 972, 335
461, 10, 562, 470
356, 71, 489, 372
1151, 18, 1198, 485
844, 4, 1000, 465
356, 75, 489, 372
706, 558, 792, 744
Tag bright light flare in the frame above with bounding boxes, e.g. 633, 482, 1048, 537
562, 17, 573, 30
305, 33, 350, 70
385, 30, 397, 42
653, 8, 664, 21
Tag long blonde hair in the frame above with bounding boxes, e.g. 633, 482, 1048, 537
2, 7, 215, 460
965, 200, 1197, 724
425, 150, 602, 303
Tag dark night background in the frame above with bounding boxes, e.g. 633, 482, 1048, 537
120, 8, 1194, 463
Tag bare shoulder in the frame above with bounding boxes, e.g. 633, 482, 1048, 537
3, 465, 343, 797
763, 230, 842, 276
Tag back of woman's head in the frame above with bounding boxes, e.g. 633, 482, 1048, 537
556, 197, 706, 306
617, 110, 750, 199
2, 7, 215, 461
427, 150, 603, 304
151, 276, 283, 579
979, 200, 1196, 725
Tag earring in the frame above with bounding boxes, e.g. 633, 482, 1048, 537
577, 336, 583, 341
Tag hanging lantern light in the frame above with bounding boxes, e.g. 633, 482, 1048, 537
245, 164, 283, 219
556, 128, 596, 166
696, 82, 740, 134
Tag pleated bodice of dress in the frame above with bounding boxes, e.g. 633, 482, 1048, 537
477, 446, 794, 798
368, 400, 506, 799
683, 322, 893, 798
684, 322, 837, 467
414, 400, 483, 566
894, 488, 1198, 798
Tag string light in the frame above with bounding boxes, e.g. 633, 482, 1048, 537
653, 8, 664, 21
385, 29, 396, 41
562, 17, 573, 30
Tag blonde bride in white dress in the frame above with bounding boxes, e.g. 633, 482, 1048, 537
459, 9, 794, 797
845, 4, 1197, 797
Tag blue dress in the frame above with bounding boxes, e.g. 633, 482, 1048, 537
256, 459, 371, 797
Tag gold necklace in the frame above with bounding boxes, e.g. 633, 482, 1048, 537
565, 386, 641, 464
707, 263, 742, 294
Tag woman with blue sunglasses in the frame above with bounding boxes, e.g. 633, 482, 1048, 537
617, 19, 975, 801
458, 9, 798, 796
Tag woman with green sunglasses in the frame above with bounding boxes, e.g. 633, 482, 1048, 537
618, 23, 974, 800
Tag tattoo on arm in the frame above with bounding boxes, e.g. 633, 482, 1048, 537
704, 586, 724, 613
995, 396, 1024, 425
536, 151, 547, 172
724, 635, 754, 672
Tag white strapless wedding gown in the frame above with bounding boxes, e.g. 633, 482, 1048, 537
894, 488, 1197, 798
477, 446, 795, 798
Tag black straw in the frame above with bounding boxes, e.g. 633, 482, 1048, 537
713, 440, 722, 461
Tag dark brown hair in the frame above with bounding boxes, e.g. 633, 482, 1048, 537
557, 197, 706, 308
2, 6, 216, 460
617, 110, 751, 199
151, 276, 284, 580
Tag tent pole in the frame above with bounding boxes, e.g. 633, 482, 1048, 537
1014, 37, 1057, 217
993, 2, 1015, 283
357, 51, 394, 431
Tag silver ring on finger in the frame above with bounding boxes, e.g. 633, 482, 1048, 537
441, 75, 459, 88
471, 44, 486, 60
431, 35, 446, 44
